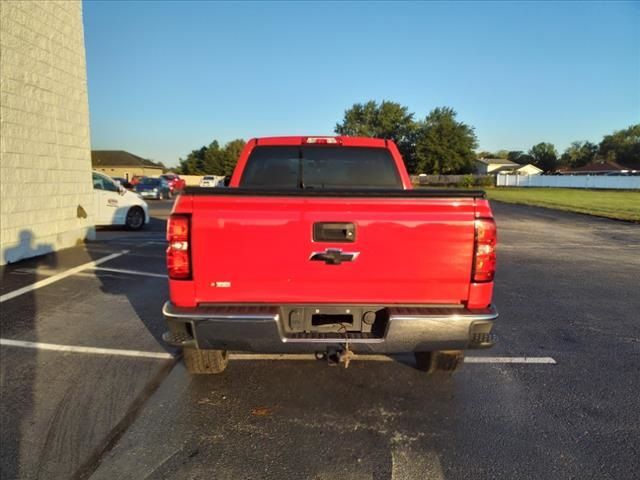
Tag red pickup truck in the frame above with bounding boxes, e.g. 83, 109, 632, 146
163, 136, 498, 374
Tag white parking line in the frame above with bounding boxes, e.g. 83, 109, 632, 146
0, 250, 129, 303
464, 356, 556, 364
229, 353, 557, 364
0, 341, 557, 365
0, 339, 174, 360
90, 266, 168, 279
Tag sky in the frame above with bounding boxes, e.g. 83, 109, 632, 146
83, 1, 640, 167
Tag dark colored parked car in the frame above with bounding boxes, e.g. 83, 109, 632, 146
134, 177, 172, 200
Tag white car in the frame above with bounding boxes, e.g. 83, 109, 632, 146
200, 175, 218, 187
92, 171, 149, 230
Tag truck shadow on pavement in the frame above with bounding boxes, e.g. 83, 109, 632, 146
90, 223, 172, 352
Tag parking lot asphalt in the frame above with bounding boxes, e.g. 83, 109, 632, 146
1, 199, 639, 480
0, 200, 174, 480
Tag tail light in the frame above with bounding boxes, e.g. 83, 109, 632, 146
472, 218, 497, 282
167, 214, 191, 279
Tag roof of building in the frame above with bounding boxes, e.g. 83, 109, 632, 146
516, 163, 543, 172
91, 150, 163, 169
566, 160, 628, 173
476, 158, 520, 166
490, 163, 543, 175
491, 165, 520, 173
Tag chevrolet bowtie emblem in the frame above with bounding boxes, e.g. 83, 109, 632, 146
309, 249, 360, 265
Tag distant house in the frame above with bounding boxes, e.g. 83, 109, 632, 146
91, 151, 164, 180
562, 160, 634, 175
511, 163, 543, 175
475, 158, 519, 174
475, 158, 541, 175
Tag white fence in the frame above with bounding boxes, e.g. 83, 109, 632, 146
497, 174, 640, 190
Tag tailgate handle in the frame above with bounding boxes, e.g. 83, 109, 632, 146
313, 222, 356, 243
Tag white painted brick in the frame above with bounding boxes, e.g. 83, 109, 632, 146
1, 0, 94, 265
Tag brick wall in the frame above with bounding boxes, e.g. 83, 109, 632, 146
0, 0, 94, 264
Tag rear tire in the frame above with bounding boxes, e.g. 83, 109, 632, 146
183, 347, 228, 374
415, 350, 464, 374
125, 206, 145, 230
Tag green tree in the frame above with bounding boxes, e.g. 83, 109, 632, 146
528, 142, 558, 172
514, 153, 534, 165
205, 140, 230, 175
414, 107, 478, 174
178, 146, 208, 175
222, 139, 246, 175
335, 100, 417, 171
559, 141, 597, 168
507, 151, 529, 164
598, 124, 640, 168
178, 139, 246, 175
477, 150, 509, 160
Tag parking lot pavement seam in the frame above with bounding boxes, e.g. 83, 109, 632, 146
0, 250, 130, 303
71, 359, 177, 480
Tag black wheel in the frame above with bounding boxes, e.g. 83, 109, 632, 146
415, 350, 464, 374
125, 206, 145, 230
167, 190, 173, 199
183, 347, 228, 374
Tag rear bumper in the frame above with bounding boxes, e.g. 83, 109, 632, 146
162, 302, 498, 353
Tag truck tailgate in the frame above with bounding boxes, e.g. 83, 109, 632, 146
189, 196, 476, 305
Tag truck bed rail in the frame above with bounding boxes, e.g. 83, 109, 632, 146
182, 187, 486, 198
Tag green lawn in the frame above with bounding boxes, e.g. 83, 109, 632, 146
486, 188, 640, 222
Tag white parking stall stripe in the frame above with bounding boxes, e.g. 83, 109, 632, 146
0, 341, 557, 365
0, 250, 129, 303
228, 353, 557, 364
90, 266, 168, 279
464, 356, 557, 364
0, 339, 174, 360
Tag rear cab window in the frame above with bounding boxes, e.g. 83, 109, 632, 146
239, 146, 402, 189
